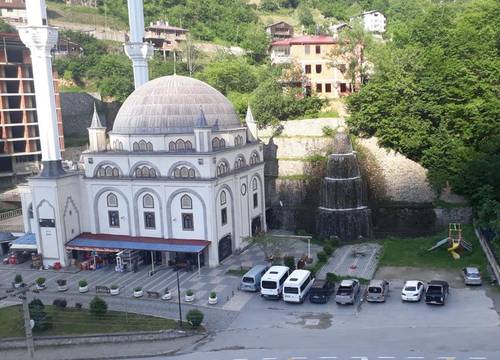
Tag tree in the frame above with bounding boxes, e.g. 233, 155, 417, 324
297, 5, 315, 28
186, 309, 204, 328
260, 0, 279, 12
29, 298, 50, 331
245, 234, 288, 260
180, 33, 203, 76
89, 296, 108, 317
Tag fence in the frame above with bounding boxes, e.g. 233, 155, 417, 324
0, 208, 22, 221
474, 227, 500, 284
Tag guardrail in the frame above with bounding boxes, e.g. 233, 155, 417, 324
0, 208, 22, 221
474, 227, 500, 284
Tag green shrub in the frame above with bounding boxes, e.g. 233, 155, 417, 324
186, 289, 193, 296
134, 287, 142, 292
53, 298, 67, 309
317, 251, 327, 263
322, 126, 335, 137
110, 284, 119, 290
323, 245, 333, 256
78, 279, 88, 287
29, 298, 50, 331
89, 296, 108, 317
326, 272, 338, 284
327, 237, 340, 248
283, 255, 295, 270
296, 229, 310, 236
14, 274, 22, 283
36, 277, 46, 286
186, 309, 204, 328
209, 291, 216, 299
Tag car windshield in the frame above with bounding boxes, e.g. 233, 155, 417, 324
368, 287, 382, 294
261, 281, 277, 289
468, 272, 480, 278
242, 277, 254, 283
284, 287, 299, 294
404, 286, 416, 291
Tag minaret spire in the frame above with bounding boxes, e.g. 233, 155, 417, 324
18, 0, 64, 176
124, 0, 153, 89
245, 104, 258, 142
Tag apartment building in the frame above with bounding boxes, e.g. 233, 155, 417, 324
0, 0, 26, 23
269, 35, 353, 99
0, 32, 64, 187
351, 10, 386, 33
144, 20, 188, 58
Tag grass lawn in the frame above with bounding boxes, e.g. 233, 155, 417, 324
226, 268, 250, 277
47, 1, 126, 30
0, 305, 182, 338
377, 224, 488, 273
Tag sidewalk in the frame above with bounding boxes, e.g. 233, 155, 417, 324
3, 333, 206, 360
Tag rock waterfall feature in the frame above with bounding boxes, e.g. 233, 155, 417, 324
316, 130, 373, 241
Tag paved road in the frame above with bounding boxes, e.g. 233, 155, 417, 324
136, 284, 500, 360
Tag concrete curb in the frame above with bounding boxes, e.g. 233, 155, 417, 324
0, 329, 205, 350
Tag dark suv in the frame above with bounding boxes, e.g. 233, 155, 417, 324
425, 280, 449, 305
309, 279, 335, 304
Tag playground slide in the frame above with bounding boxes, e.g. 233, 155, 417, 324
447, 242, 461, 260
428, 238, 449, 252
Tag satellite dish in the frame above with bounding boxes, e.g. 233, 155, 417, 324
30, 319, 35, 329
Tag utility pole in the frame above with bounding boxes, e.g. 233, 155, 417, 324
176, 270, 182, 327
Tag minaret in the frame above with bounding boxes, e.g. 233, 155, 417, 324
124, 0, 153, 89
193, 106, 212, 152
18, 0, 64, 177
88, 102, 107, 152
245, 105, 258, 142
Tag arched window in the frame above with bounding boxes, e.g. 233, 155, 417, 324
176, 139, 185, 151
97, 165, 120, 178
220, 191, 227, 205
141, 167, 150, 177
169, 141, 176, 151
98, 167, 106, 177
149, 168, 156, 177
220, 138, 226, 148
174, 168, 181, 178
180, 167, 189, 178
113, 140, 123, 150
217, 161, 229, 176
235, 135, 243, 146
212, 138, 220, 149
28, 204, 33, 219
146, 142, 153, 151
133, 142, 139, 152
172, 166, 196, 178
252, 178, 258, 191
139, 140, 147, 151
112, 168, 119, 177
134, 165, 157, 178
143, 194, 154, 208
185, 141, 192, 150
188, 168, 195, 178
181, 194, 192, 209
234, 155, 245, 169
107, 193, 118, 207
250, 151, 259, 165
105, 166, 113, 177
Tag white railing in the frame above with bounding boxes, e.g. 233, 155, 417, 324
0, 208, 22, 221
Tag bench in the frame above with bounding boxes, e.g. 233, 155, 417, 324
146, 291, 160, 299
95, 285, 110, 294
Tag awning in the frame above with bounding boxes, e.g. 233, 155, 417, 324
66, 233, 210, 254
10, 233, 37, 250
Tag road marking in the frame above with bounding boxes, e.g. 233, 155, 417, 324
378, 357, 395, 359
319, 357, 337, 359
437, 357, 456, 360
290, 357, 307, 360
262, 358, 277, 360
469, 358, 487, 360
407, 357, 425, 359
351, 357, 368, 360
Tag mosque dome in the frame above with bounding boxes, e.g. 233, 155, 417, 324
111, 75, 241, 135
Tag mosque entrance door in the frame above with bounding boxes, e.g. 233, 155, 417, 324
251, 216, 262, 236
218, 235, 232, 262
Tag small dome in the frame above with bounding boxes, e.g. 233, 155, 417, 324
112, 75, 241, 135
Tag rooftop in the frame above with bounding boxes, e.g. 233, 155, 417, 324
271, 35, 337, 47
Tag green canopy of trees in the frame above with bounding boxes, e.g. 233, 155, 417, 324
346, 0, 500, 230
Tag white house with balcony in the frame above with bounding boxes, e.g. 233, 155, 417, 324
19, 75, 266, 269
351, 10, 386, 33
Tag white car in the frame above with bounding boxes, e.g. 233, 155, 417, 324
401, 280, 424, 302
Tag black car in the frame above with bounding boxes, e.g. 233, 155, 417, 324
425, 280, 449, 305
309, 279, 335, 304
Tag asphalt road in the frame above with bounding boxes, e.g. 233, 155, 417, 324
137, 283, 500, 360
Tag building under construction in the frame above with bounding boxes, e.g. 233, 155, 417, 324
0, 32, 64, 188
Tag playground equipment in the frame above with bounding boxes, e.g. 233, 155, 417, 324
427, 223, 472, 260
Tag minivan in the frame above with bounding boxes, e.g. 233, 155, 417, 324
240, 265, 269, 292
283, 269, 314, 303
260, 265, 290, 299
309, 279, 335, 304
366, 279, 389, 303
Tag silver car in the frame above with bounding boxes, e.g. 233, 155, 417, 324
240, 265, 269, 292
335, 279, 360, 305
366, 279, 389, 302
463, 267, 482, 285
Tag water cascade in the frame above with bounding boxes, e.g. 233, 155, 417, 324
316, 129, 373, 241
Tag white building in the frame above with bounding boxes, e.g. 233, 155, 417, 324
0, 0, 27, 23
19, 75, 266, 268
351, 10, 386, 33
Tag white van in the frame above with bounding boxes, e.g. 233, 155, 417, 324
260, 265, 290, 299
283, 269, 314, 303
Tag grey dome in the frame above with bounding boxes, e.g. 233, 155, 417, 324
112, 75, 241, 134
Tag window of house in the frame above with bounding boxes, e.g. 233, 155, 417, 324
253, 193, 258, 208
108, 210, 120, 227
316, 64, 322, 73
182, 213, 194, 230
144, 212, 155, 229
315, 45, 321, 54
169, 141, 176, 151
181, 194, 192, 209
325, 83, 332, 93
220, 191, 227, 205
221, 208, 227, 226
305, 45, 310, 55
252, 178, 258, 191
107, 193, 118, 207
340, 83, 347, 93
305, 65, 311, 74
250, 151, 259, 165
316, 83, 323, 93
143, 194, 154, 208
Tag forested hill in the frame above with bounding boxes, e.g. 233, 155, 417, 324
346, 0, 500, 230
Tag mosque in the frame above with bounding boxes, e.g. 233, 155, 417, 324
16, 0, 266, 269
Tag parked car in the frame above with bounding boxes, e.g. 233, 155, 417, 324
366, 279, 389, 303
463, 267, 482, 286
425, 280, 449, 305
401, 280, 425, 302
309, 279, 335, 304
240, 265, 269, 292
335, 279, 360, 305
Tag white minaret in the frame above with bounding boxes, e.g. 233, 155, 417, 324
88, 102, 107, 152
245, 105, 258, 142
18, 0, 64, 176
124, 0, 153, 89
